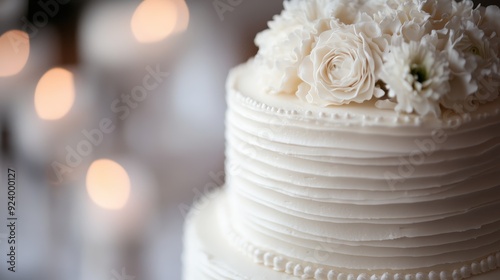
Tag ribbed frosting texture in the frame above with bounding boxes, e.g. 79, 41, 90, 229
224, 62, 500, 274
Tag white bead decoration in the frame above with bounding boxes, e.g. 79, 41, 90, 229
415, 272, 425, 280
294, 264, 303, 276
490, 255, 499, 269
480, 259, 489, 272
357, 273, 368, 280
471, 262, 481, 275
394, 273, 404, 280
234, 91, 500, 130
285, 261, 295, 274
460, 265, 471, 278
404, 274, 414, 280
253, 249, 264, 263
304, 266, 314, 278
488, 254, 498, 269
451, 269, 461, 280
315, 268, 326, 280
263, 252, 274, 267
225, 222, 500, 280
273, 256, 285, 271
381, 272, 391, 280
327, 270, 337, 280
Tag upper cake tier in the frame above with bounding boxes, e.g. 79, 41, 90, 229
223, 59, 500, 278
220, 0, 500, 278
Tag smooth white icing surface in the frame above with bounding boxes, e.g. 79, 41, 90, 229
183, 60, 500, 279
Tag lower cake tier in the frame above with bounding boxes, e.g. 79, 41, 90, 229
183, 188, 291, 280
183, 189, 500, 280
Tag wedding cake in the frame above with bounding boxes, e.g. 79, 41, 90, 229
183, 0, 500, 279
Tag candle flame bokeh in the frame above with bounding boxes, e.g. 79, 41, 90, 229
131, 0, 178, 43
0, 30, 30, 77
172, 0, 189, 33
34, 67, 75, 120
86, 159, 131, 210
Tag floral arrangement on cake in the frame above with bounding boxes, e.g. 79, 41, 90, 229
254, 0, 500, 117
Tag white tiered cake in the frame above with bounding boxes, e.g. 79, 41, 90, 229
183, 0, 500, 279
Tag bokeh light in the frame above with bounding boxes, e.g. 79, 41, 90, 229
86, 159, 131, 210
34, 67, 75, 120
131, 0, 178, 43
0, 30, 30, 77
172, 0, 189, 33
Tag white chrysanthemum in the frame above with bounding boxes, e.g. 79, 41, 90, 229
450, 0, 476, 22
439, 18, 479, 113
380, 35, 450, 116
421, 0, 455, 30
473, 5, 500, 103
445, 5, 500, 106
358, 0, 393, 17
297, 19, 385, 106
438, 1, 500, 113
374, 0, 430, 42
479, 5, 500, 38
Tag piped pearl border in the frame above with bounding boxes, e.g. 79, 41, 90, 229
231, 91, 500, 128
225, 229, 500, 280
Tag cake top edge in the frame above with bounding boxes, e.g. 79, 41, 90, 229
250, 0, 500, 119
228, 61, 500, 128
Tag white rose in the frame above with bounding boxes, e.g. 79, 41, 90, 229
254, 0, 375, 95
380, 34, 450, 116
297, 19, 385, 106
255, 28, 314, 94
254, 0, 333, 95
255, 0, 348, 64
328, 0, 367, 25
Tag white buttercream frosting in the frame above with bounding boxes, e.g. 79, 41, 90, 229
183, 59, 500, 278
183, 0, 500, 278
184, 189, 500, 280
222, 61, 500, 276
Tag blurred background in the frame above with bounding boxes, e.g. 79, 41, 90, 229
0, 0, 497, 279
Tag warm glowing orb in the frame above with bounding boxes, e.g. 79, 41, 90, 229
172, 0, 189, 33
86, 159, 131, 210
131, 0, 178, 43
34, 67, 75, 120
0, 30, 30, 77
